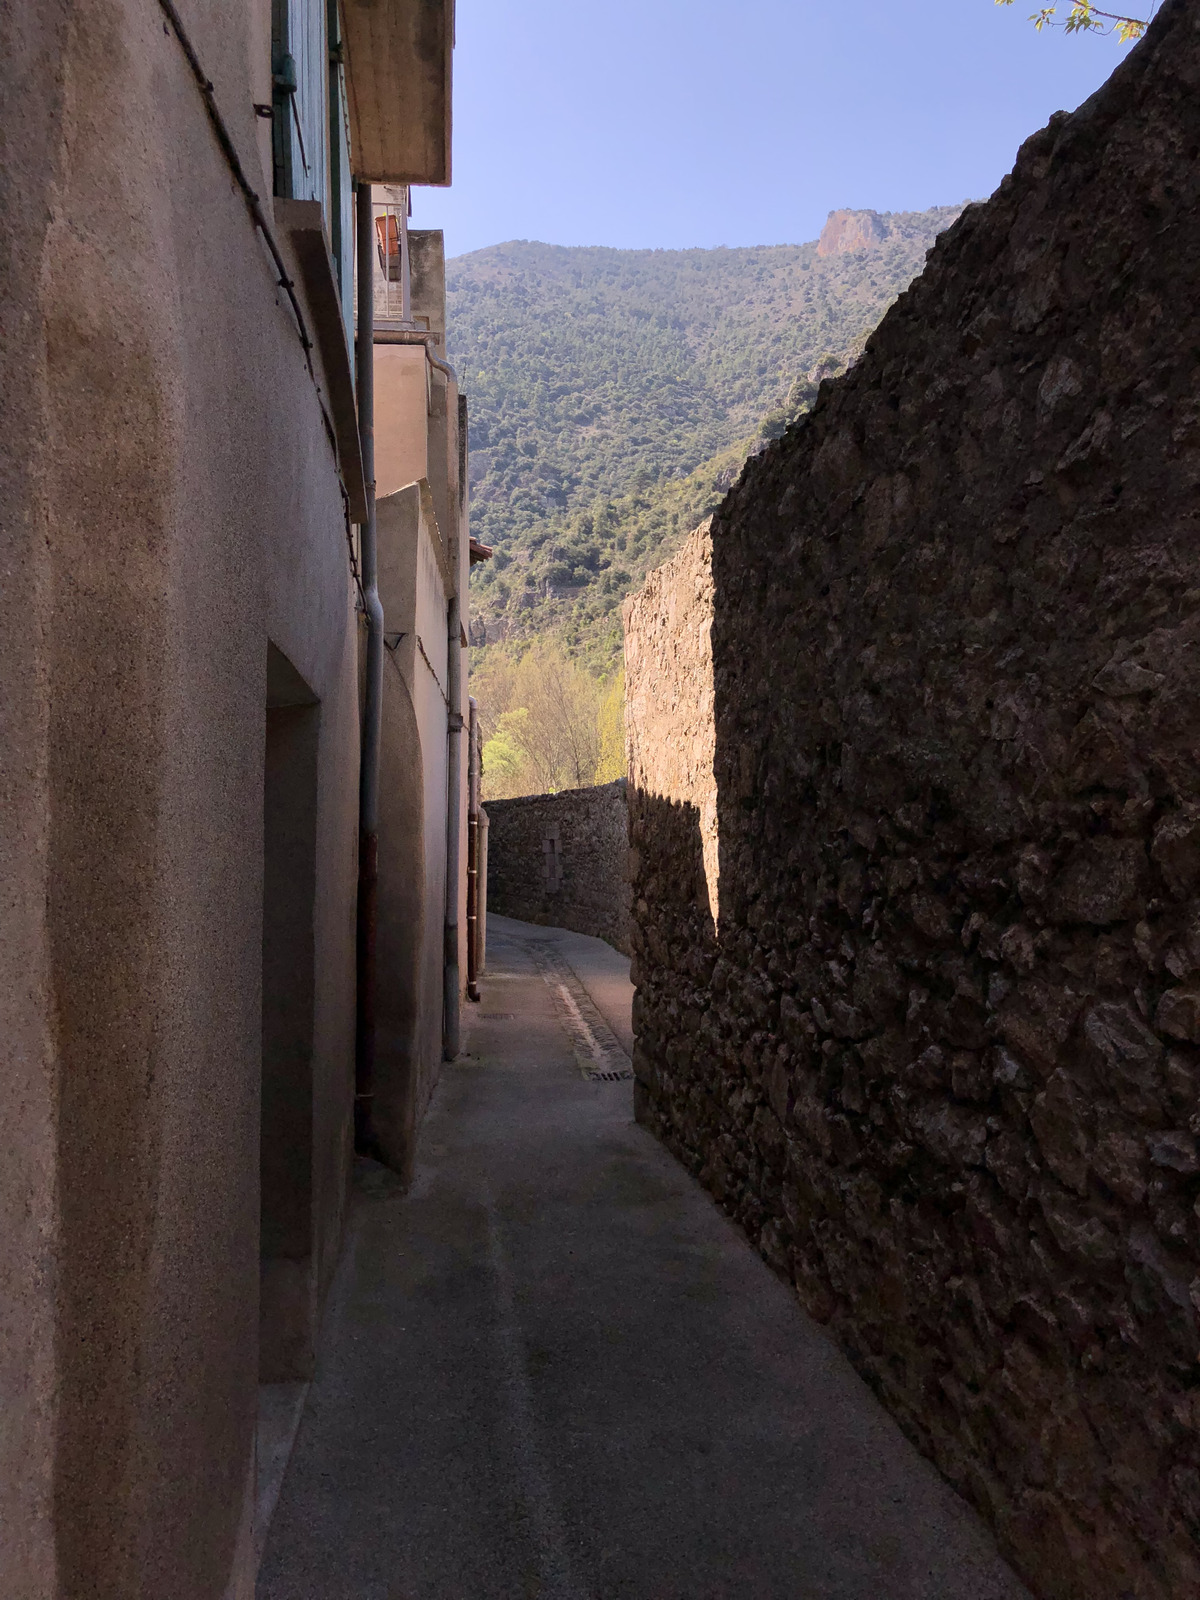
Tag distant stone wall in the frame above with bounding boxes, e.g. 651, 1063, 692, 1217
626, 9, 1200, 1600
485, 781, 630, 954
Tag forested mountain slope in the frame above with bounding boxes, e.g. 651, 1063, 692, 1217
449, 205, 964, 662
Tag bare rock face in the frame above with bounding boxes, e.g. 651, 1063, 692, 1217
816, 208, 888, 257
626, 5, 1200, 1598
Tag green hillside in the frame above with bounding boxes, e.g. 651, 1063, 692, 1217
448, 206, 964, 664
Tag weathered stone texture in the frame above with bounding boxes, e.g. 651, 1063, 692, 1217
817, 208, 887, 258
625, 521, 719, 923
627, 7, 1200, 1599
486, 780, 630, 953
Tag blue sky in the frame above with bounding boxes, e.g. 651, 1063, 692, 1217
411, 0, 1139, 259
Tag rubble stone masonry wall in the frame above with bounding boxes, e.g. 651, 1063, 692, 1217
486, 780, 630, 954
626, 7, 1200, 1599
625, 521, 719, 925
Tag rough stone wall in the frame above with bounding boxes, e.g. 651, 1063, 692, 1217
625, 522, 719, 924
486, 781, 630, 954
628, 8, 1200, 1600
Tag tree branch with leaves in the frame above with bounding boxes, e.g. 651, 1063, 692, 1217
995, 0, 1154, 43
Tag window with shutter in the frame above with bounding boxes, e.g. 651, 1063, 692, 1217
327, 0, 354, 338
271, 0, 328, 209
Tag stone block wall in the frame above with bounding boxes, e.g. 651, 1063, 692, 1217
485, 780, 630, 954
626, 7, 1200, 1599
625, 521, 719, 925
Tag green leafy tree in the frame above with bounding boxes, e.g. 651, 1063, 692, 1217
474, 641, 622, 799
593, 668, 627, 785
481, 710, 529, 795
455, 205, 963, 669
996, 0, 1152, 42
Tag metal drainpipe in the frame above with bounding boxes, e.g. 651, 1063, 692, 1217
441, 352, 465, 1059
466, 696, 481, 1002
399, 184, 412, 324
477, 803, 489, 976
443, 589, 463, 1060
355, 180, 384, 1150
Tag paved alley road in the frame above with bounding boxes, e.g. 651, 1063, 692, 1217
258, 915, 1030, 1600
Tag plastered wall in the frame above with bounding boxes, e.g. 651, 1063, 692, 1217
1, 2, 359, 1593
374, 481, 455, 1176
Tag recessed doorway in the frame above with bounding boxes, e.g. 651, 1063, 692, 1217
260, 642, 320, 1382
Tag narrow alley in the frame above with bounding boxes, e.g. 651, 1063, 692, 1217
258, 915, 1029, 1600
7, 8, 1200, 1599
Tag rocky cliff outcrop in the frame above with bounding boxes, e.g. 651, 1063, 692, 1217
816, 208, 888, 257
627, 5, 1200, 1597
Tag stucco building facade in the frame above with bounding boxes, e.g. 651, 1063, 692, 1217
0, 1, 463, 1596
360, 209, 489, 1176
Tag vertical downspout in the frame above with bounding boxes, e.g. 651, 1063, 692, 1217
399, 184, 412, 325
442, 382, 466, 1060
443, 592, 462, 1059
478, 803, 489, 976
355, 180, 383, 1149
461, 398, 486, 980
466, 696, 480, 1002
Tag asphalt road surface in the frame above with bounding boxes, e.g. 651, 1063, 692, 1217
258, 914, 1030, 1600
